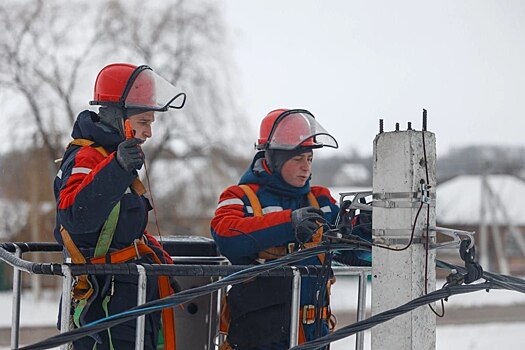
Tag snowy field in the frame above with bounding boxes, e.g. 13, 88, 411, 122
2, 276, 525, 349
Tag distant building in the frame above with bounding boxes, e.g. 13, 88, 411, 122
332, 162, 371, 187
436, 174, 525, 275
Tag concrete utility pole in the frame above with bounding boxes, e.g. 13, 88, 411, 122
371, 118, 436, 350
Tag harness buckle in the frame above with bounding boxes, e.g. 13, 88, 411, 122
302, 305, 315, 325
133, 239, 142, 260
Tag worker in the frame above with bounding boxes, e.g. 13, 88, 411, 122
53, 63, 185, 349
211, 108, 340, 349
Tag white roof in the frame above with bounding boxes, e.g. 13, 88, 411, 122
437, 174, 525, 226
332, 163, 370, 186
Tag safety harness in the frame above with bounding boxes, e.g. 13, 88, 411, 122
60, 139, 176, 350
219, 184, 334, 347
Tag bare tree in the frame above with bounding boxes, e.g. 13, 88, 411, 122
0, 0, 115, 160
100, 0, 251, 231
0, 0, 250, 237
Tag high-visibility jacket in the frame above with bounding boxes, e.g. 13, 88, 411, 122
53, 110, 174, 349
211, 151, 339, 347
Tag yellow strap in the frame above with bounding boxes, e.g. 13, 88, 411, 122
307, 192, 320, 209
60, 226, 94, 301
238, 185, 324, 261
239, 184, 262, 216
60, 226, 87, 264
69, 139, 109, 157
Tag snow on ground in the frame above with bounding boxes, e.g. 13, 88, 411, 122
2, 276, 525, 348
3, 325, 525, 350
329, 322, 525, 350
330, 276, 525, 311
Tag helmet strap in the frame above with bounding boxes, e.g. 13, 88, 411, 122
98, 106, 126, 139
119, 65, 152, 103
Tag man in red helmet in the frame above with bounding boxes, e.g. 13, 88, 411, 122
53, 63, 185, 349
211, 109, 340, 349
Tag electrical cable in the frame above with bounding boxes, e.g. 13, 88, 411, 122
14, 242, 525, 350
289, 281, 499, 350
292, 261, 525, 350
16, 244, 360, 350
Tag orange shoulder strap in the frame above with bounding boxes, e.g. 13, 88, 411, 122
239, 185, 319, 215
69, 139, 109, 157
307, 192, 320, 208
239, 184, 262, 216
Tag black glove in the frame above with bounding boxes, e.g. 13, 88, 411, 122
291, 206, 324, 243
116, 138, 144, 172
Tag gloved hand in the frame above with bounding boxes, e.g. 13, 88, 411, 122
291, 206, 325, 243
116, 138, 144, 172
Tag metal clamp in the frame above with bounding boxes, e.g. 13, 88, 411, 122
420, 183, 432, 204
373, 190, 435, 208
338, 191, 373, 211
373, 236, 436, 246
372, 200, 435, 208
428, 226, 475, 250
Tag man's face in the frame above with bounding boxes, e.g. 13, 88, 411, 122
128, 111, 155, 141
280, 151, 313, 187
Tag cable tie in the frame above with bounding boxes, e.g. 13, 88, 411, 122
485, 279, 492, 293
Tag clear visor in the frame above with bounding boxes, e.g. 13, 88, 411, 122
124, 69, 185, 112
268, 111, 339, 150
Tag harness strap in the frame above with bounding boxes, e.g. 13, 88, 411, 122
86, 239, 177, 350
146, 246, 177, 350
300, 305, 330, 324
239, 184, 262, 216
236, 184, 330, 344
61, 140, 174, 348
93, 203, 121, 258
69, 139, 109, 157
101, 292, 115, 350
60, 227, 94, 301
238, 185, 325, 262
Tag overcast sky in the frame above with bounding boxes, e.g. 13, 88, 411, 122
223, 0, 525, 157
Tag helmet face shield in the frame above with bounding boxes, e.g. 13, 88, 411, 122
123, 68, 185, 112
265, 110, 338, 150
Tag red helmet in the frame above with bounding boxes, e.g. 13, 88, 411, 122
91, 63, 137, 105
256, 109, 338, 150
90, 63, 186, 111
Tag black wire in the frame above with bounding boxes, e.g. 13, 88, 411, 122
18, 247, 525, 350
313, 243, 332, 338
289, 282, 498, 350
227, 227, 286, 259
372, 202, 424, 252
17, 244, 359, 350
